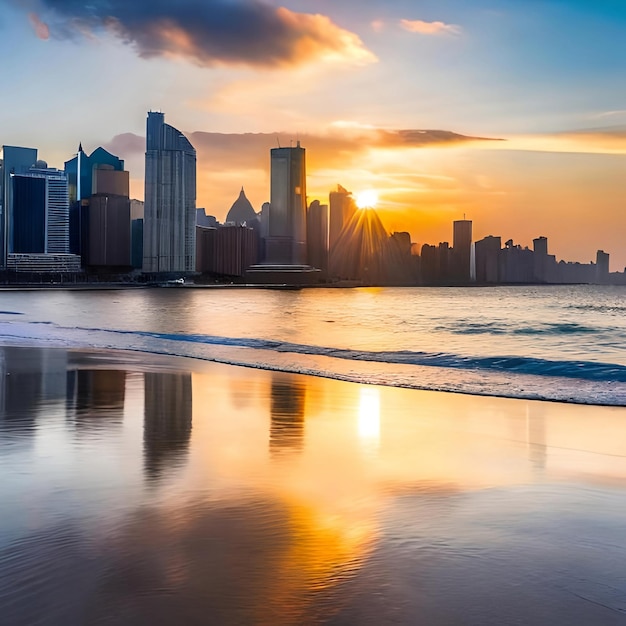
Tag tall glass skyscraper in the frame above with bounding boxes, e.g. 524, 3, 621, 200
0, 146, 38, 267
12, 164, 70, 254
143, 112, 196, 273
267, 143, 307, 266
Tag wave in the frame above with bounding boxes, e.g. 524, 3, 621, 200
441, 321, 602, 336
67, 325, 626, 384
1, 322, 625, 406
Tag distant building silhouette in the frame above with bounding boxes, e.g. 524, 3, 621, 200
500, 239, 534, 283
329, 207, 402, 284
306, 199, 329, 274
475, 236, 501, 284
596, 250, 609, 284
225, 187, 257, 226
452, 219, 472, 283
196, 208, 217, 228
143, 111, 196, 274
328, 185, 357, 261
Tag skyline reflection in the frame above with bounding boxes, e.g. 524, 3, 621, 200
144, 371, 193, 481
269, 374, 306, 455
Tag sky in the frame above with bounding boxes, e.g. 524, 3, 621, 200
1, 0, 625, 269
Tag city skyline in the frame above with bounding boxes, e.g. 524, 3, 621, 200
1, 1, 625, 268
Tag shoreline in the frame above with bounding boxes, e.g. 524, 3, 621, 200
1, 339, 625, 409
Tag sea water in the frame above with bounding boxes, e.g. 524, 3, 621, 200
1, 284, 625, 405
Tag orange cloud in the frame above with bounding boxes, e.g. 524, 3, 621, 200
28, 12, 49, 40
34, 0, 375, 68
400, 19, 461, 36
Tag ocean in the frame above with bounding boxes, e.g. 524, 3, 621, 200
1, 284, 625, 405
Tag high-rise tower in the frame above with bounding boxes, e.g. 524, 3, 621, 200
143, 112, 196, 273
266, 143, 307, 265
452, 219, 473, 283
0, 146, 38, 268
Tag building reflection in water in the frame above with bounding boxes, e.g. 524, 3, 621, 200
0, 346, 67, 439
143, 371, 192, 481
66, 369, 126, 431
269, 374, 306, 455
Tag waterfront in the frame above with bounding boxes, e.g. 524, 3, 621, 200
1, 286, 626, 624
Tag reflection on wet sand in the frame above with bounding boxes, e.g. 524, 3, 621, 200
66, 370, 126, 430
269, 374, 306, 455
144, 372, 193, 481
2, 347, 626, 625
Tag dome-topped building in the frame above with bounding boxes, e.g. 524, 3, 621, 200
226, 187, 257, 225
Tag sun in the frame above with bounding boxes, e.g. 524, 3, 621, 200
355, 189, 379, 209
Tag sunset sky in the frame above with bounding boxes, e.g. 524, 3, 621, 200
1, 0, 625, 268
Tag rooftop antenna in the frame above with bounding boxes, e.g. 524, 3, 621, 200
276, 136, 281, 148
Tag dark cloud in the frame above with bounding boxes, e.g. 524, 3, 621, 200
32, 0, 374, 68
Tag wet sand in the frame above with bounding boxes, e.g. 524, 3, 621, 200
1, 345, 626, 625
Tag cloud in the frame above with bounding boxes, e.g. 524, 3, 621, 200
400, 19, 461, 36
31, 0, 375, 68
28, 12, 49, 40
101, 126, 500, 216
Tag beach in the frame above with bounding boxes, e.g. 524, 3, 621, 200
2, 343, 626, 625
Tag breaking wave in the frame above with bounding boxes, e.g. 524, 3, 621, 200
1, 320, 626, 406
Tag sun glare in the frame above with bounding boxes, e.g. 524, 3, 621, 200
355, 189, 379, 209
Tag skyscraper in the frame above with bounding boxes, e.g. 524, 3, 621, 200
64, 145, 126, 258
0, 145, 38, 267
143, 111, 196, 273
329, 184, 356, 251
12, 162, 69, 254
452, 219, 473, 283
266, 143, 306, 265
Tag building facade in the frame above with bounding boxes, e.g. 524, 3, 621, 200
0, 146, 38, 267
143, 112, 196, 273
266, 143, 306, 265
11, 164, 69, 255
452, 219, 473, 283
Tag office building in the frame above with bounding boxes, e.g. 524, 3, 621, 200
85, 165, 131, 268
0, 145, 38, 267
475, 235, 501, 284
143, 111, 196, 273
196, 224, 257, 277
596, 250, 609, 284
266, 143, 307, 265
11, 162, 69, 254
64, 145, 126, 258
